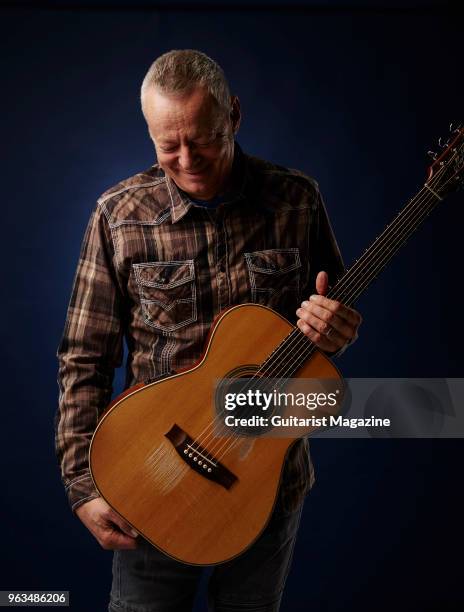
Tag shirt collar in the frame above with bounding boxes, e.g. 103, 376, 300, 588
165, 141, 248, 224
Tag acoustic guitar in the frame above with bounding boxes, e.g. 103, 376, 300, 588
90, 124, 463, 565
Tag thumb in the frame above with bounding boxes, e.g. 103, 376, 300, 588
315, 271, 329, 296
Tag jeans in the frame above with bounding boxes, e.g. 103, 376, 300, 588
108, 499, 304, 612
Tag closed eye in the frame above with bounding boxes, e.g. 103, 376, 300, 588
193, 132, 226, 147
158, 132, 226, 153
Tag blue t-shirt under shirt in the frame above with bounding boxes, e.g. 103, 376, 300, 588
189, 194, 224, 208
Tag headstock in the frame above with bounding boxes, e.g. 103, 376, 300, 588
426, 123, 464, 199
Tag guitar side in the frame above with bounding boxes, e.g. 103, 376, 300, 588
90, 303, 342, 565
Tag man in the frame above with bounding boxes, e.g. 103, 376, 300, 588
56, 49, 361, 611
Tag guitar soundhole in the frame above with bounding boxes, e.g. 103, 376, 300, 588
215, 365, 278, 437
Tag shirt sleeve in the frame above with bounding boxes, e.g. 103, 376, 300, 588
55, 203, 125, 512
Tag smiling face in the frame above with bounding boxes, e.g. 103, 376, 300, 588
144, 86, 241, 200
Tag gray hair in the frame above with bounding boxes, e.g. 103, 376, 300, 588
141, 49, 231, 116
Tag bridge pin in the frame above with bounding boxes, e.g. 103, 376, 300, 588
203, 464, 207, 469
193, 457, 198, 461
189, 453, 193, 458
207, 468, 212, 473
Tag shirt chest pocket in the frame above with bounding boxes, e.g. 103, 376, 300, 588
132, 260, 197, 332
244, 248, 302, 316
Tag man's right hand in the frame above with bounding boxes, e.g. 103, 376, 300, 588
75, 497, 139, 550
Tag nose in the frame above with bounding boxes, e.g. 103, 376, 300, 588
178, 144, 200, 171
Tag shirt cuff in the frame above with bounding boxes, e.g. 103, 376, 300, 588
65, 472, 100, 513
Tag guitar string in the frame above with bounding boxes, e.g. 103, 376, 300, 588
202, 190, 443, 461
187, 154, 454, 462
240, 151, 456, 383
211, 158, 455, 460
215, 184, 443, 461
207, 168, 452, 463
217, 163, 454, 460
217, 163, 452, 460
208, 159, 452, 459
195, 159, 450, 461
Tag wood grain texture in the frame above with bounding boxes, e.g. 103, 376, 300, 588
90, 304, 342, 565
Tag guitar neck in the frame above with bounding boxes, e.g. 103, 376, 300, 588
261, 123, 463, 377
260, 181, 444, 379
328, 182, 443, 307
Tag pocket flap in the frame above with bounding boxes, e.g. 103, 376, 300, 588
245, 249, 301, 274
133, 260, 195, 289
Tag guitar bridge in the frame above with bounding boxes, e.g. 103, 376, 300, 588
165, 424, 237, 490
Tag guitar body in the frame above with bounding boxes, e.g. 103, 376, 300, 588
90, 303, 342, 565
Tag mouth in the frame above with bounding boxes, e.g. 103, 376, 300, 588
183, 167, 209, 177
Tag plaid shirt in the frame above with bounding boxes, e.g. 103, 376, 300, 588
55, 143, 344, 514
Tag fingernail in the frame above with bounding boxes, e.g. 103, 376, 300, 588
301, 301, 309, 307
130, 529, 138, 537
309, 295, 318, 301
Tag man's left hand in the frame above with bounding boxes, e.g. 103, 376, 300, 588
296, 270, 362, 354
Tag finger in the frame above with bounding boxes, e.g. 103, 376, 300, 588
98, 527, 139, 551
104, 508, 139, 538
297, 305, 353, 341
296, 318, 339, 353
307, 295, 361, 326
315, 271, 329, 296
296, 314, 346, 347
105, 508, 139, 538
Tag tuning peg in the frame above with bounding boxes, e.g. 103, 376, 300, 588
438, 137, 450, 148
427, 150, 438, 160
449, 122, 462, 134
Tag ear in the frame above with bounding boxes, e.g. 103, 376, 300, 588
230, 95, 241, 135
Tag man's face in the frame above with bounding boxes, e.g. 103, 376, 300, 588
144, 86, 240, 200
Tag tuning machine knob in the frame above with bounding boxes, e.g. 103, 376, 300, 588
449, 122, 462, 134
438, 136, 450, 148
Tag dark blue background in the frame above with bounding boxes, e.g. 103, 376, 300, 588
1, 1, 463, 610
